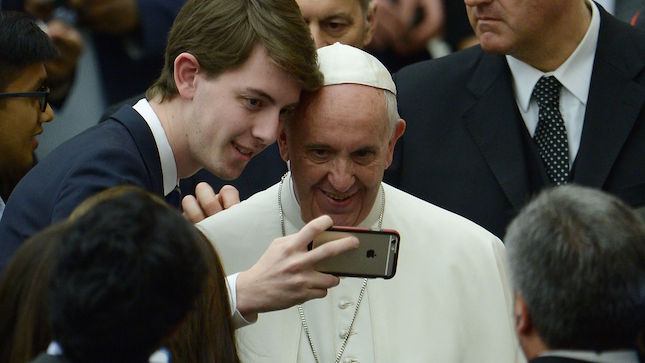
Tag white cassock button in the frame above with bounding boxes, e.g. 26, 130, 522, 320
339, 329, 357, 339
338, 300, 354, 309
343, 358, 358, 363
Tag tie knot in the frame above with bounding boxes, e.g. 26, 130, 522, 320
533, 76, 562, 108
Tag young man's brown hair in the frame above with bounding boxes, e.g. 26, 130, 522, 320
148, 0, 323, 101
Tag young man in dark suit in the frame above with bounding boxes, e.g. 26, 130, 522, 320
0, 0, 321, 253
390, 0, 645, 238
504, 185, 645, 363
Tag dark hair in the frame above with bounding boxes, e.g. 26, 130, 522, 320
147, 0, 323, 101
0, 10, 59, 92
0, 222, 69, 363
167, 232, 241, 363
49, 189, 209, 363
0, 186, 239, 363
505, 185, 645, 350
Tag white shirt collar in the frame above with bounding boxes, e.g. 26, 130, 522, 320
46, 341, 63, 355
0, 195, 5, 221
507, 0, 600, 113
541, 349, 639, 363
132, 98, 178, 195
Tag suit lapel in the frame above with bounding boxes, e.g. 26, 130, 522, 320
574, 8, 645, 187
463, 51, 533, 212
110, 105, 165, 197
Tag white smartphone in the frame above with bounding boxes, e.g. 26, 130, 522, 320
309, 226, 400, 279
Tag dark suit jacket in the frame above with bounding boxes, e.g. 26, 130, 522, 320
389, 5, 645, 238
0, 106, 163, 274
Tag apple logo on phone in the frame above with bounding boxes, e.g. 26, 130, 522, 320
366, 249, 376, 258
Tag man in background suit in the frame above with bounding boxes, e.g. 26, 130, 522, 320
504, 185, 645, 363
1, 0, 359, 323
390, 0, 645, 238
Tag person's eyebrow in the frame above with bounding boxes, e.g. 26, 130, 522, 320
305, 142, 332, 149
354, 146, 379, 153
322, 13, 354, 23
245, 87, 299, 109
245, 87, 276, 105
28, 75, 48, 91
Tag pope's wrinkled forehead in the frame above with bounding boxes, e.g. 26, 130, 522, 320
317, 42, 396, 94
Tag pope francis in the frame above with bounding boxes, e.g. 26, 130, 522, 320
197, 43, 525, 363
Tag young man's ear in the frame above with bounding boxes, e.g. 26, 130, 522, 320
174, 53, 200, 100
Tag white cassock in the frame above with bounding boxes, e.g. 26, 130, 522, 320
197, 173, 525, 363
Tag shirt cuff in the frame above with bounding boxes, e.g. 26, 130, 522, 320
226, 273, 257, 329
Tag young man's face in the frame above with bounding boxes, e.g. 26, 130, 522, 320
185, 44, 301, 180
297, 0, 374, 49
0, 63, 54, 173
279, 84, 403, 226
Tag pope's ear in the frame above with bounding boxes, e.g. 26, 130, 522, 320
174, 52, 200, 100
278, 130, 290, 162
385, 119, 405, 169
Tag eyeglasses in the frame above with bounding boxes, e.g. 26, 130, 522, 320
0, 86, 50, 112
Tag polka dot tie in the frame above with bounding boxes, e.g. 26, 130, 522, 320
533, 76, 569, 185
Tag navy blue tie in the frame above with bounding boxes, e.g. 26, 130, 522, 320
165, 186, 182, 209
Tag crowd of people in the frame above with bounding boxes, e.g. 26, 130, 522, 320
1, 0, 645, 362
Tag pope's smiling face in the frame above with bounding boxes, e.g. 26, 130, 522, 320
279, 83, 403, 226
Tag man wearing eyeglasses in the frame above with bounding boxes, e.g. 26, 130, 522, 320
0, 11, 59, 220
